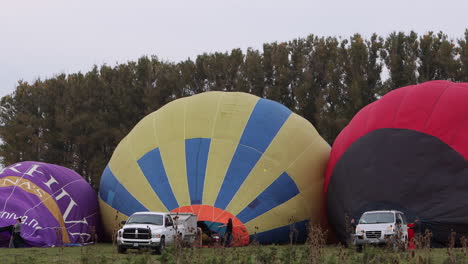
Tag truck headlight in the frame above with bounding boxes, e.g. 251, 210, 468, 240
385, 226, 394, 234
356, 228, 364, 234
152, 233, 161, 238
118, 230, 122, 238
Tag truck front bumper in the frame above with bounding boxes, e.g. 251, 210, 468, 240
354, 233, 396, 246
117, 237, 161, 249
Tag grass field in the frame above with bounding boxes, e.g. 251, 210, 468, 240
2, 242, 468, 264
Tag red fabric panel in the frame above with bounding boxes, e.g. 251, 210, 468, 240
369, 86, 411, 130
392, 82, 445, 130
424, 83, 468, 147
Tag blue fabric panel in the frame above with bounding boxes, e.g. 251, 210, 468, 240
107, 190, 115, 204
214, 99, 291, 209
185, 138, 211, 204
138, 148, 179, 210
236, 172, 299, 223
201, 221, 227, 235
214, 145, 262, 209
251, 220, 308, 244
99, 165, 148, 216
99, 166, 117, 202
239, 98, 291, 153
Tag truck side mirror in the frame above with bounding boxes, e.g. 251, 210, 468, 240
166, 221, 173, 227
121, 220, 127, 225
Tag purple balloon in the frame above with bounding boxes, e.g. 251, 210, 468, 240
0, 161, 99, 247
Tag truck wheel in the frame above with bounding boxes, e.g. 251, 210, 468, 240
156, 237, 165, 255
117, 245, 127, 254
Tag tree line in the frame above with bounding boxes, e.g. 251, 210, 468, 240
1, 30, 467, 189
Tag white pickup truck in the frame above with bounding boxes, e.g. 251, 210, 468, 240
354, 210, 408, 251
116, 211, 198, 254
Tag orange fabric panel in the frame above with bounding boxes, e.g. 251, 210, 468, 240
172, 205, 249, 246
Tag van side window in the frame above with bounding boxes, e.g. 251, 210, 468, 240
165, 216, 173, 226
401, 214, 407, 224
397, 213, 405, 224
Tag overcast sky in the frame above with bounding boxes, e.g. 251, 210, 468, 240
1, 0, 467, 97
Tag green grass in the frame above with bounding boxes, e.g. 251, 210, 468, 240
1, 243, 467, 264
2, 243, 163, 264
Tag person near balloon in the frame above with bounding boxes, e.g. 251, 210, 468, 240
407, 218, 420, 249
0, 217, 24, 248
10, 217, 24, 248
346, 218, 357, 247
350, 218, 357, 232
219, 218, 233, 247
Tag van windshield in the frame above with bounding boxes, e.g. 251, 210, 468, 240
359, 212, 394, 224
127, 214, 163, 225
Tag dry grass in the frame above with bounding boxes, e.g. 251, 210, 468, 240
4, 222, 468, 263
1, 241, 467, 264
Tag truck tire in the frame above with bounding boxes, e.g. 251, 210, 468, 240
156, 237, 165, 255
117, 245, 127, 254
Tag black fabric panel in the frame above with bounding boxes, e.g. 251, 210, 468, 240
0, 225, 12, 233
326, 128, 468, 247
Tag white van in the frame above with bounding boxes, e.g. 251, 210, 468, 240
354, 210, 408, 251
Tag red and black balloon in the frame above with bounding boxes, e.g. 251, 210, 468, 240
324, 80, 468, 246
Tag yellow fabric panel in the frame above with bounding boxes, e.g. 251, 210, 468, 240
156, 97, 187, 144
99, 198, 128, 239
185, 91, 223, 139
203, 93, 259, 205
156, 97, 190, 207
284, 114, 330, 192
127, 111, 160, 159
108, 137, 166, 211
285, 134, 330, 224
244, 195, 310, 234
225, 113, 327, 215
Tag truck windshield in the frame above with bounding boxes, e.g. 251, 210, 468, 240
359, 212, 395, 224
127, 214, 163, 225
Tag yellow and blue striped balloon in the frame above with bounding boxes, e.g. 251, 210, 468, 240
99, 92, 330, 244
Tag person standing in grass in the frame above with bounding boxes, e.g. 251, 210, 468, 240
10, 218, 24, 248
348, 218, 357, 247
220, 218, 233, 247
407, 218, 420, 249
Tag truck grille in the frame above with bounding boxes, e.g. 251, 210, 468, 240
123, 228, 151, 239
365, 231, 381, 239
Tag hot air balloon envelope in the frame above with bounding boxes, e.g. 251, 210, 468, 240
325, 81, 468, 246
100, 92, 330, 245
0, 162, 100, 247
